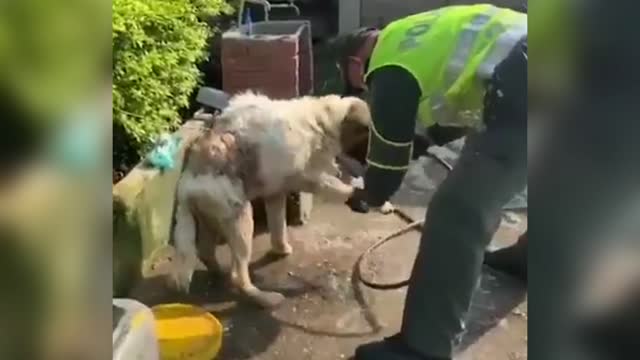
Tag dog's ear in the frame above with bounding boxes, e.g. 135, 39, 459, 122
343, 96, 371, 128
339, 97, 371, 157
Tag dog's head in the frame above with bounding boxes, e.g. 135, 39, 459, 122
336, 96, 370, 165
332, 96, 371, 163
315, 95, 372, 166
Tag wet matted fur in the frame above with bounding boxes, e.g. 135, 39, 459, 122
167, 91, 372, 307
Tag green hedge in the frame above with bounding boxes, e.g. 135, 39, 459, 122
112, 0, 233, 159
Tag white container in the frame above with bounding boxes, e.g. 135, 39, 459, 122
113, 299, 159, 360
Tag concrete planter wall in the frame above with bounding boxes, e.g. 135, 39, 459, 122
112, 121, 204, 296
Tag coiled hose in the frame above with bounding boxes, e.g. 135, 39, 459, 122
354, 152, 452, 289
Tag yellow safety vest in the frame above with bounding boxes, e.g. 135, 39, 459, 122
365, 4, 527, 129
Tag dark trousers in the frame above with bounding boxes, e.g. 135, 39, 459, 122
401, 39, 528, 358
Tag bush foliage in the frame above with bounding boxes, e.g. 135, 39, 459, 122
112, 0, 233, 158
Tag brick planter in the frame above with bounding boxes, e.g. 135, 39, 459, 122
222, 20, 313, 98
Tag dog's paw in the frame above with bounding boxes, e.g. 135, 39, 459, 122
168, 265, 194, 293
254, 291, 286, 308
269, 242, 293, 256
171, 277, 192, 294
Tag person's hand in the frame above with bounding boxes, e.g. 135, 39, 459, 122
346, 188, 370, 213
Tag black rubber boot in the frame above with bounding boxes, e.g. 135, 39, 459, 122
354, 334, 450, 360
484, 232, 527, 283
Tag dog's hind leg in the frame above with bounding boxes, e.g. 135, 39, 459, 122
227, 201, 286, 308
195, 214, 223, 276
172, 201, 198, 292
264, 193, 293, 256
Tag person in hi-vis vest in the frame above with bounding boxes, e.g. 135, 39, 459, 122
334, 5, 527, 360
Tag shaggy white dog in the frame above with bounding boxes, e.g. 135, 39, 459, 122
167, 91, 372, 307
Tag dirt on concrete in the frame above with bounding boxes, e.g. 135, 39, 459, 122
131, 151, 528, 360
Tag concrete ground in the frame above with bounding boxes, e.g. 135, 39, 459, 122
132, 140, 528, 360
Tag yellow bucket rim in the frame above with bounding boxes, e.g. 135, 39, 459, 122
151, 303, 223, 360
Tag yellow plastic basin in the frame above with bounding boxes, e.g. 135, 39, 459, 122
151, 303, 223, 360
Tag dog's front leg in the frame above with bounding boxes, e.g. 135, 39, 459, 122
264, 193, 292, 256
303, 174, 395, 214
227, 201, 286, 308
300, 173, 354, 203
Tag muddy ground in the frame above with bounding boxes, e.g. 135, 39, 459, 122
132, 142, 528, 360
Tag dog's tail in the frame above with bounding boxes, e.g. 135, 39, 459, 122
171, 195, 199, 293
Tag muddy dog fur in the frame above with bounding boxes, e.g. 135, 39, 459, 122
160, 91, 372, 308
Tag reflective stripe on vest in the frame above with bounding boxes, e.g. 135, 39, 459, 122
477, 22, 528, 79
430, 6, 502, 129
444, 6, 499, 90
438, 12, 526, 129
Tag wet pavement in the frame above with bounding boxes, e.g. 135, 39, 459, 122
132, 141, 528, 360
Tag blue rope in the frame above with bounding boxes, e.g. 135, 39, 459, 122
146, 133, 182, 171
